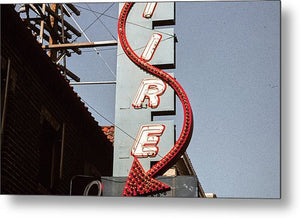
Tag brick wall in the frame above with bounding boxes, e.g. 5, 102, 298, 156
1, 5, 113, 195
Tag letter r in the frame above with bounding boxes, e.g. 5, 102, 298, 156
132, 78, 166, 108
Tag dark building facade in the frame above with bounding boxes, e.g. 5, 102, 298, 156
1, 5, 113, 195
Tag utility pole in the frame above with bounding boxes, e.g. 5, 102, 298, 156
49, 3, 58, 61
16, 3, 118, 82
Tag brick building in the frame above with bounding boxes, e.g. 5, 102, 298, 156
1, 5, 113, 195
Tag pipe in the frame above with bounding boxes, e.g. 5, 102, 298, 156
1, 59, 11, 148
69, 81, 116, 85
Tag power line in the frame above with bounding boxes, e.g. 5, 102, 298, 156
73, 35, 174, 56
117, 35, 175, 57
63, 4, 116, 77
72, 3, 116, 42
73, 3, 176, 65
70, 47, 117, 54
80, 98, 136, 143
84, 3, 115, 32
86, 3, 117, 40
74, 4, 176, 38
80, 97, 164, 159
66, 3, 169, 160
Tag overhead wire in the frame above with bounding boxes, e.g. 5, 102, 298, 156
81, 98, 135, 141
117, 35, 175, 57
72, 35, 174, 57
65, 3, 172, 159
85, 3, 117, 41
66, 7, 176, 78
70, 47, 117, 54
63, 4, 116, 77
83, 3, 115, 32
74, 4, 176, 38
72, 4, 176, 57
72, 3, 116, 42
80, 97, 164, 159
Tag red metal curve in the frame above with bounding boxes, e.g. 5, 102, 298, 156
118, 2, 193, 183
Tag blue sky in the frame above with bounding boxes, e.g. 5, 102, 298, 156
66, 1, 280, 198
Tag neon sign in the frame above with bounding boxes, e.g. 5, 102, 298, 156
131, 124, 165, 157
132, 78, 166, 108
141, 33, 162, 62
116, 2, 193, 196
143, 2, 157, 19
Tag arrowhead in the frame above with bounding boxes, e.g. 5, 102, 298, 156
123, 157, 170, 196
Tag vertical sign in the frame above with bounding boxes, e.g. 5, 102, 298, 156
113, 2, 176, 177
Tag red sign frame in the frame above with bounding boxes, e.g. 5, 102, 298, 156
118, 2, 194, 196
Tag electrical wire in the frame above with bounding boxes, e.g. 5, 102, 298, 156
80, 97, 164, 159
85, 3, 117, 40
70, 47, 117, 54
72, 3, 116, 42
69, 35, 175, 70
117, 35, 175, 57
84, 3, 114, 32
67, 3, 171, 160
73, 35, 174, 56
68, 3, 176, 76
63, 4, 116, 77
80, 98, 137, 142
74, 4, 176, 38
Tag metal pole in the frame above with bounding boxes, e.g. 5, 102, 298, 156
1, 59, 11, 148
42, 40, 118, 49
69, 81, 116, 85
59, 123, 66, 179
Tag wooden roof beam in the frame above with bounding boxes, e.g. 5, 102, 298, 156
57, 63, 80, 82
65, 4, 80, 16
45, 4, 81, 37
